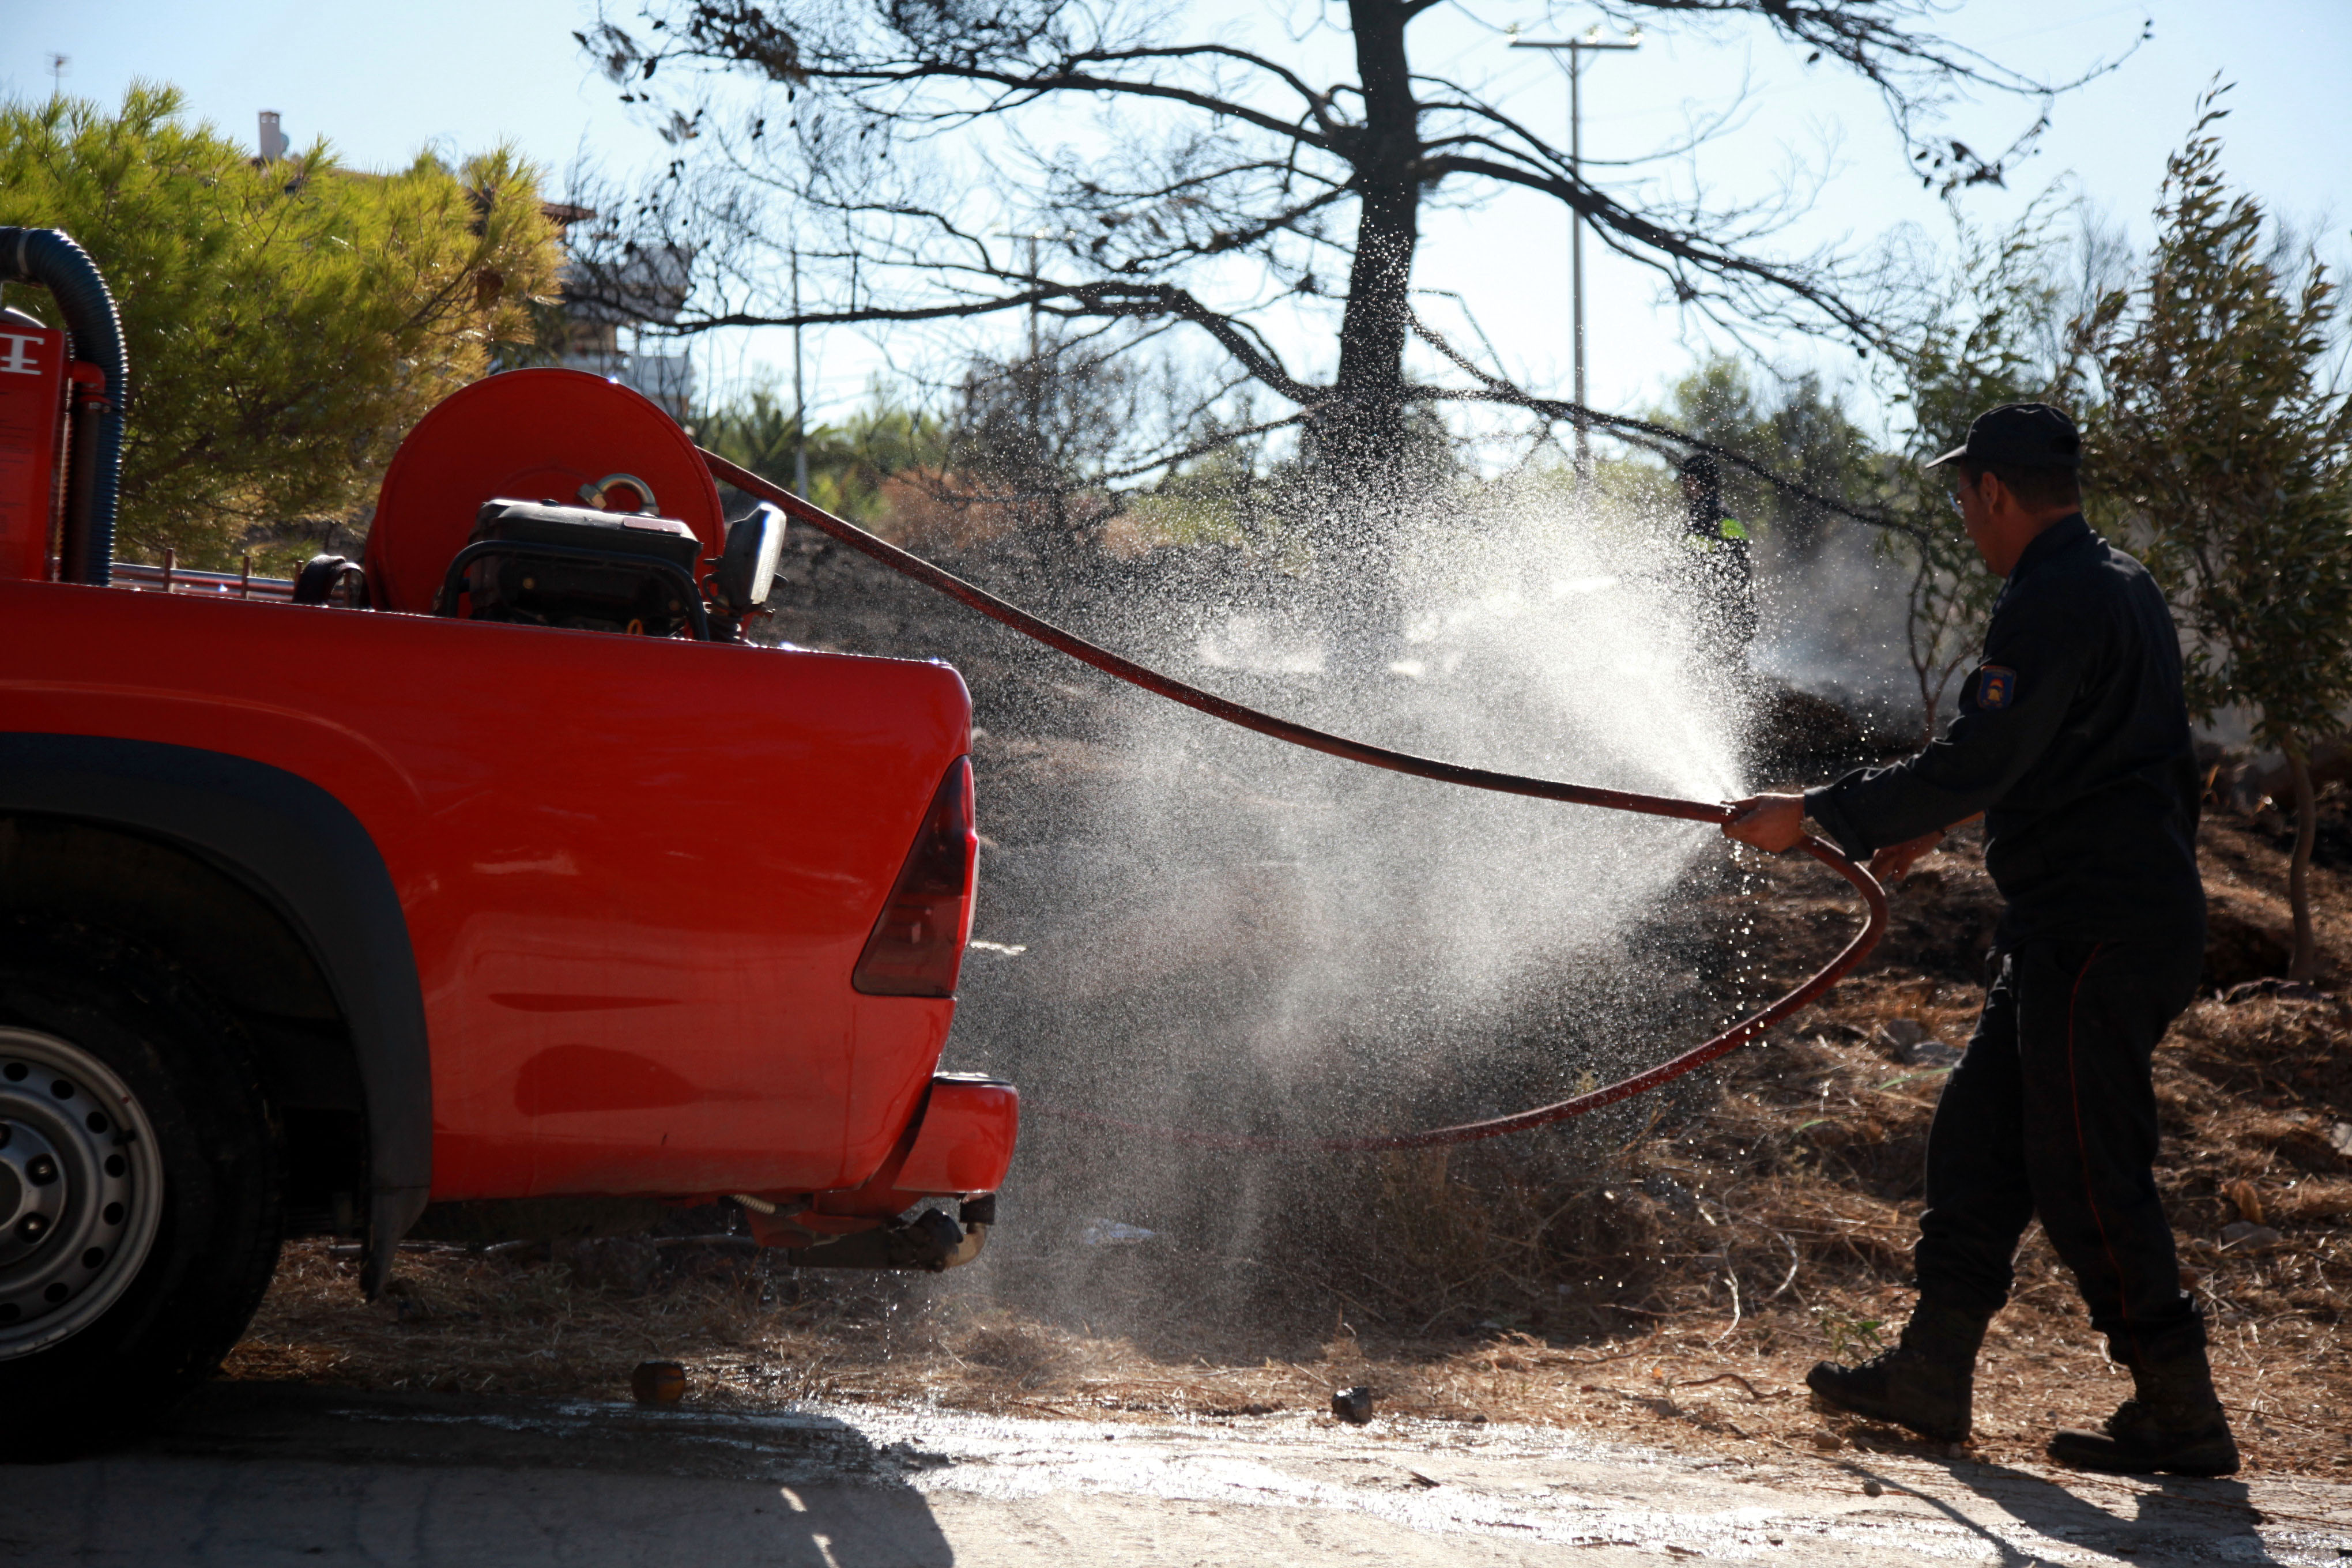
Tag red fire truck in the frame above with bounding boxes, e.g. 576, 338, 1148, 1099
0, 228, 1016, 1451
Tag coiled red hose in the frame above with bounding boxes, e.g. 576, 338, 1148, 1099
703, 450, 1887, 1151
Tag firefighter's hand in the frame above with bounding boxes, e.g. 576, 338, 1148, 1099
1869, 829, 1946, 884
1722, 794, 1806, 853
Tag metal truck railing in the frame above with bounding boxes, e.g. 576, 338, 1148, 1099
110, 553, 296, 601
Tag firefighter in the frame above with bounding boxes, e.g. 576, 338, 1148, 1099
1677, 452, 1757, 666
1721, 403, 2234, 1477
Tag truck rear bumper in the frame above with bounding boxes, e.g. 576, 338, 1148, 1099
898, 1073, 1019, 1197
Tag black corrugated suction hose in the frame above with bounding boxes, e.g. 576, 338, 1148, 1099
0, 227, 127, 585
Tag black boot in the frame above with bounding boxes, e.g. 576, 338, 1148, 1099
2048, 1344, 2239, 1476
1806, 1300, 1989, 1442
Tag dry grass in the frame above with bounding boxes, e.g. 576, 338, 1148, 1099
225, 805, 2350, 1479
226, 1222, 2346, 1479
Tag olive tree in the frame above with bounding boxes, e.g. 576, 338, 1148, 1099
0, 85, 563, 568
2074, 95, 2352, 981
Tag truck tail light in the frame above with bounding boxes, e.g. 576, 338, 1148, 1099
853, 757, 976, 997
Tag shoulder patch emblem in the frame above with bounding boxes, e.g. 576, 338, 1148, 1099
1976, 665, 2016, 711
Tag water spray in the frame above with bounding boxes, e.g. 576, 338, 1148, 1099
704, 450, 1888, 1152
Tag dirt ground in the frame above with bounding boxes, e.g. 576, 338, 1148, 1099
24, 1381, 2350, 1565
221, 681, 2352, 1485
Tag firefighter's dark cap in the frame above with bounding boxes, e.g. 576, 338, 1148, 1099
1924, 402, 2082, 472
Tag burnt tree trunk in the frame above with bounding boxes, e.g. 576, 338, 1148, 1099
1306, 0, 1424, 647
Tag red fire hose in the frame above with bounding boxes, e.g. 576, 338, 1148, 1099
703, 450, 1888, 1151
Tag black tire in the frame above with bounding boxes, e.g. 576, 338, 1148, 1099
0, 919, 282, 1457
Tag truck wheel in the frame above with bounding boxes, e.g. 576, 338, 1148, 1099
0, 922, 282, 1457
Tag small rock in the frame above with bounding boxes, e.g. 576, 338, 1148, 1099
1331, 1386, 1375, 1424
2218, 1221, 2282, 1254
2328, 1122, 2352, 1159
1874, 1019, 1926, 1054
1903, 1039, 1965, 1069
631, 1360, 687, 1404
1862, 1479, 1884, 1498
1810, 1428, 1844, 1452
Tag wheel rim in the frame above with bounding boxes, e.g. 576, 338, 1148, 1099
0, 1027, 165, 1358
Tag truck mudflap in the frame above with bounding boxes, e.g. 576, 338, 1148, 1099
737, 1072, 1017, 1271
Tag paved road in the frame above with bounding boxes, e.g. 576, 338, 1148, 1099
3, 1384, 2347, 1565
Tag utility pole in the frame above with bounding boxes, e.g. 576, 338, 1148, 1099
989, 227, 1059, 493
1024, 232, 1047, 502
790, 246, 808, 499
1510, 29, 1639, 478
1026, 232, 1043, 365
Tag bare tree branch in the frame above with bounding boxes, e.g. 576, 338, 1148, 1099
576, 0, 2129, 534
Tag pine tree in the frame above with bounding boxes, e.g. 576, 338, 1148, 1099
0, 86, 563, 568
2077, 91, 2352, 980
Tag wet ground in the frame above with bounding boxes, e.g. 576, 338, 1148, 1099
8, 1383, 2348, 1565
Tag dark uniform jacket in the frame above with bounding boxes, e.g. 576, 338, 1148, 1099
1805, 514, 2204, 947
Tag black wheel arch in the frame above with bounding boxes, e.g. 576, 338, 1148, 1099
0, 734, 429, 1295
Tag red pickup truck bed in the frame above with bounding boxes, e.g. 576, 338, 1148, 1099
1, 576, 983, 1198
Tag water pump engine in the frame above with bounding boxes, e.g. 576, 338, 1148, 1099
439, 498, 710, 637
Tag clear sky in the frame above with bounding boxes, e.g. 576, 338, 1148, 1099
7, 1, 2347, 444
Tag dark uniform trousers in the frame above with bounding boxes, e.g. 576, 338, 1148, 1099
1918, 929, 2206, 1363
